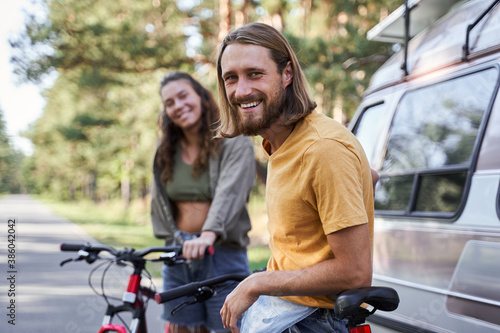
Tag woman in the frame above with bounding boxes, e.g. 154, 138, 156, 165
150, 72, 255, 333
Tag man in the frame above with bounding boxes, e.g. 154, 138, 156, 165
216, 22, 374, 333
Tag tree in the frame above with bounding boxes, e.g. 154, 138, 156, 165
13, 0, 193, 201
10, 0, 191, 83
280, 0, 400, 122
0, 107, 24, 193
12, 0, 402, 200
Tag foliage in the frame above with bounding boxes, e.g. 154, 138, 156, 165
0, 108, 24, 193
42, 197, 158, 247
11, 0, 401, 200
11, 0, 191, 83
42, 195, 271, 275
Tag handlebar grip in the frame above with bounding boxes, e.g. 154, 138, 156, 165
155, 282, 201, 304
155, 273, 247, 304
60, 243, 86, 252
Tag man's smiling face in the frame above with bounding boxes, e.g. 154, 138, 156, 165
220, 43, 291, 136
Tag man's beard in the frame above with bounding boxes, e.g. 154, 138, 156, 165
230, 84, 286, 136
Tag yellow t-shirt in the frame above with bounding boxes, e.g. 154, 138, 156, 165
263, 111, 374, 309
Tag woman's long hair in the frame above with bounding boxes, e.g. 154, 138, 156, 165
216, 22, 317, 137
156, 72, 221, 183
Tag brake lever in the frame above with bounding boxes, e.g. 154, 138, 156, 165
171, 301, 193, 315
60, 258, 74, 267
169, 286, 215, 315
156, 250, 186, 265
60, 250, 99, 267
81, 250, 99, 263
59, 254, 86, 267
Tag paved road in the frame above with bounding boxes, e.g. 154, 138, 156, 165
0, 194, 165, 333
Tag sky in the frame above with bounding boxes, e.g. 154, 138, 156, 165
0, 1, 51, 155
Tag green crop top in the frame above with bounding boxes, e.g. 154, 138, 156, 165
165, 148, 212, 202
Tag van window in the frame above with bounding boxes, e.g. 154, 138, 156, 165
497, 182, 500, 220
352, 103, 386, 161
375, 68, 499, 216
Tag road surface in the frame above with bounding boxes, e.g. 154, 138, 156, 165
0, 194, 165, 333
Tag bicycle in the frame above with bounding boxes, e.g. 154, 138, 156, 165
60, 242, 212, 333
155, 273, 399, 333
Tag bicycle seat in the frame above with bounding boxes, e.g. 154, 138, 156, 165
333, 286, 399, 320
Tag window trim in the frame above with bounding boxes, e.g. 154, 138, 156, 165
350, 101, 385, 134
350, 101, 387, 162
497, 179, 500, 221
374, 64, 500, 221
376, 166, 469, 218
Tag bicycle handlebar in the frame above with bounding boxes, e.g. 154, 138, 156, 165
61, 243, 90, 252
155, 273, 248, 304
61, 243, 119, 254
60, 243, 214, 257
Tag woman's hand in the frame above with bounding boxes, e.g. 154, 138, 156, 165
182, 230, 217, 260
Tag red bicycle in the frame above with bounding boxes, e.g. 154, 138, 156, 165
60, 242, 208, 333
155, 273, 399, 333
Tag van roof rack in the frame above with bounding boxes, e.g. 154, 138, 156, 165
368, 0, 500, 77
462, 0, 500, 61
367, 0, 458, 44
368, 0, 460, 76
365, 0, 500, 93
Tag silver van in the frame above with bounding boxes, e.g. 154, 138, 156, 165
349, 0, 500, 332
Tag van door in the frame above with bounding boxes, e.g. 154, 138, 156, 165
351, 66, 500, 332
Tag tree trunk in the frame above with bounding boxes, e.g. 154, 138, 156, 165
121, 160, 132, 208
69, 181, 76, 200
218, 0, 231, 43
121, 176, 130, 207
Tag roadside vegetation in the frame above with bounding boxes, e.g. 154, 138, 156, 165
0, 108, 24, 194
41, 193, 271, 277
4, 0, 401, 277
12, 0, 400, 206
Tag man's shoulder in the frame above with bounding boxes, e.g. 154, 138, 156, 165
295, 112, 362, 160
302, 112, 350, 141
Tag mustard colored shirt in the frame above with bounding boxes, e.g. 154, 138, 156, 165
263, 111, 374, 309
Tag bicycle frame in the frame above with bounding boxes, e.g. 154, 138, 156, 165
98, 268, 148, 333
60, 243, 191, 333
349, 325, 371, 333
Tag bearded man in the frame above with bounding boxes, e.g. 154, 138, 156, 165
216, 22, 376, 333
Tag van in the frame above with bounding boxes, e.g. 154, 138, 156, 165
348, 0, 500, 332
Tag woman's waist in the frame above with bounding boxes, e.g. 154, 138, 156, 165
175, 201, 211, 233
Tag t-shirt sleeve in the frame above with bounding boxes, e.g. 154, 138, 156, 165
299, 138, 369, 235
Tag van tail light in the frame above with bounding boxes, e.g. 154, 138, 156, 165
349, 324, 371, 333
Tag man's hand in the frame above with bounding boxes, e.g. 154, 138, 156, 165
182, 231, 216, 260
221, 273, 262, 333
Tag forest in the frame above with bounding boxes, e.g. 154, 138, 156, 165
3, 0, 401, 203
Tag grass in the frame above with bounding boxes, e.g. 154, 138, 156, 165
247, 245, 272, 271
41, 195, 271, 276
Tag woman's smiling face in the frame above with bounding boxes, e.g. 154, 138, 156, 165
161, 79, 203, 132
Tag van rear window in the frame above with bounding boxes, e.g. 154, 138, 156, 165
375, 68, 498, 216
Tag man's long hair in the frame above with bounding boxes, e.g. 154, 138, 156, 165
216, 22, 317, 137
156, 71, 221, 182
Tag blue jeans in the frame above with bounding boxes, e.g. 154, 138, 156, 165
286, 308, 349, 333
241, 295, 348, 333
162, 233, 249, 332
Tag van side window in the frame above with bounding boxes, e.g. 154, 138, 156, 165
497, 182, 500, 220
352, 103, 386, 162
376, 68, 498, 216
